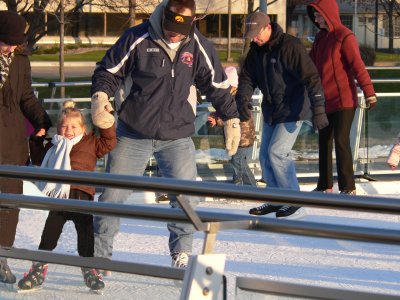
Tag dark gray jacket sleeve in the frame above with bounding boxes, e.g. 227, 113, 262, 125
236, 47, 258, 105
287, 39, 326, 110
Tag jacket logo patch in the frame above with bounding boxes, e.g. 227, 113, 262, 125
147, 48, 160, 52
181, 52, 193, 67
175, 16, 184, 23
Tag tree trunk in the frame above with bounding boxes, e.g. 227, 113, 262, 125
240, 0, 256, 70
388, 0, 394, 53
60, 0, 65, 98
129, 0, 136, 27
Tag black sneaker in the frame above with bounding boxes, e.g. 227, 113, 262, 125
249, 203, 282, 215
276, 206, 306, 219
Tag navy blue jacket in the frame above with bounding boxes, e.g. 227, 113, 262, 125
92, 22, 238, 140
237, 23, 325, 125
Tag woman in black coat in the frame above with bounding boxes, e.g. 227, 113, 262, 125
0, 10, 51, 284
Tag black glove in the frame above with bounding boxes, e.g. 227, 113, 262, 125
237, 97, 253, 121
312, 106, 329, 130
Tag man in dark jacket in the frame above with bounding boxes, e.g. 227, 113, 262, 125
90, 0, 241, 281
236, 12, 328, 219
0, 10, 51, 285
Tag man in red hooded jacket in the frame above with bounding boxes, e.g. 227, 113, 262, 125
307, 0, 377, 195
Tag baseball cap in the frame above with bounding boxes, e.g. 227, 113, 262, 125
163, 8, 194, 36
244, 12, 270, 39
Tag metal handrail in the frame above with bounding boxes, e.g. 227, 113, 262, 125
1, 165, 400, 298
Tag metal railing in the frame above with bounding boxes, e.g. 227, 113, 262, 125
0, 165, 400, 298
32, 68, 400, 182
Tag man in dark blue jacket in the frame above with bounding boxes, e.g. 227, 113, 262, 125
90, 0, 240, 286
237, 12, 329, 219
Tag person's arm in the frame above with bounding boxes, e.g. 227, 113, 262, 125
95, 122, 117, 158
341, 34, 377, 108
289, 39, 328, 130
236, 47, 258, 121
19, 56, 52, 134
194, 37, 240, 156
29, 137, 52, 166
91, 29, 137, 128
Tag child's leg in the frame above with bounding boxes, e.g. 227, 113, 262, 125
69, 190, 104, 291
69, 190, 94, 257
73, 213, 94, 257
18, 211, 65, 290
240, 147, 257, 186
38, 211, 67, 251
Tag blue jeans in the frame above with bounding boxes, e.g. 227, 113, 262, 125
231, 147, 257, 186
259, 121, 302, 190
94, 121, 199, 258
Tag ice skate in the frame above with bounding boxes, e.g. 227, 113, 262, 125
82, 268, 105, 294
17, 262, 48, 293
171, 252, 189, 269
0, 258, 16, 291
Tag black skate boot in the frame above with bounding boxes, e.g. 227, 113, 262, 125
0, 258, 16, 290
82, 268, 105, 294
17, 262, 48, 292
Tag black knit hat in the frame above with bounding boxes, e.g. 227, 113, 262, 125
0, 11, 27, 45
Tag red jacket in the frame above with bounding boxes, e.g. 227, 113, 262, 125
308, 0, 375, 114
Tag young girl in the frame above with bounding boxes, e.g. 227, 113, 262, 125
18, 100, 116, 292
387, 133, 400, 170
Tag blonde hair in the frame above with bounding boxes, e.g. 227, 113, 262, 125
57, 100, 86, 131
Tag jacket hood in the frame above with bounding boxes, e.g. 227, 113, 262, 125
307, 0, 341, 33
148, 0, 193, 61
149, 0, 167, 40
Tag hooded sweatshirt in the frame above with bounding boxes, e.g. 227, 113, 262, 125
308, 0, 375, 114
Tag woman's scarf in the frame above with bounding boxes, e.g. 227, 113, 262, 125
37, 134, 83, 198
0, 52, 14, 89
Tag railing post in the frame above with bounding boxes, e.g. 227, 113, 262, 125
180, 254, 226, 300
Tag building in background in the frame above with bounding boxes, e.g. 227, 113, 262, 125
289, 2, 400, 50
0, 1, 398, 50
0, 0, 286, 47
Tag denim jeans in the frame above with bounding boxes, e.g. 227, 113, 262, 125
259, 121, 302, 190
94, 121, 199, 258
231, 147, 257, 186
